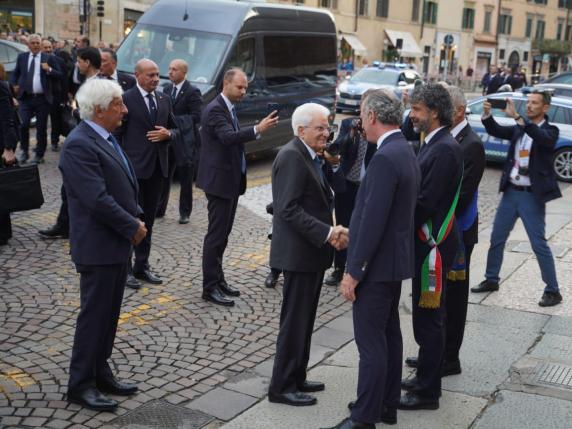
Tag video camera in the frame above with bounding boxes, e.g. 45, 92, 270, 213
325, 119, 363, 157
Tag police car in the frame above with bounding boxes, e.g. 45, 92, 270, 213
467, 92, 572, 182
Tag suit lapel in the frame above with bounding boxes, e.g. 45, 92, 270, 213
174, 81, 190, 107
293, 138, 331, 206
132, 89, 153, 128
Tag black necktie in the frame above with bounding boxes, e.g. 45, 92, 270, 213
146, 93, 157, 124
171, 86, 177, 102
26, 54, 37, 94
231, 106, 240, 130
107, 135, 134, 182
313, 156, 326, 188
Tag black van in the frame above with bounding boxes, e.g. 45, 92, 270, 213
116, 0, 337, 153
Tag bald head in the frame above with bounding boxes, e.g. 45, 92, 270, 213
135, 59, 160, 92
168, 59, 188, 85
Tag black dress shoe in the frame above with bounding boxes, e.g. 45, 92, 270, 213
67, 386, 118, 411
405, 356, 418, 368
398, 392, 439, 410
0, 238, 8, 246
320, 417, 375, 429
298, 380, 325, 392
400, 376, 420, 391
133, 269, 163, 284
539, 291, 563, 307
39, 225, 69, 239
324, 268, 344, 286
219, 281, 240, 297
380, 407, 397, 425
471, 280, 499, 293
268, 391, 317, 406
126, 274, 141, 290
441, 360, 462, 377
179, 215, 190, 224
265, 271, 279, 288
97, 376, 138, 396
202, 288, 234, 307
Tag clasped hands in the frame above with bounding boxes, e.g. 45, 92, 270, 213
328, 225, 348, 251
132, 220, 148, 246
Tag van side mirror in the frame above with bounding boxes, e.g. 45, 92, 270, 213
465, 107, 471, 115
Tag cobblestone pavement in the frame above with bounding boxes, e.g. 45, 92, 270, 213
1, 137, 569, 428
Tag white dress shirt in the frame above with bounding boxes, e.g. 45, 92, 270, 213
137, 83, 155, 112
27, 53, 43, 94
450, 119, 468, 139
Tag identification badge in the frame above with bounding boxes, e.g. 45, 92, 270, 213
519, 149, 529, 159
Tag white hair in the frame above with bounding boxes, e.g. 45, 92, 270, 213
29, 34, 42, 42
291, 103, 330, 136
76, 79, 123, 120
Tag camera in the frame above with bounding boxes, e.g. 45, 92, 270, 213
351, 118, 364, 135
325, 129, 339, 156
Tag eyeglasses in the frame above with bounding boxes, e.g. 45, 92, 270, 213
304, 125, 333, 134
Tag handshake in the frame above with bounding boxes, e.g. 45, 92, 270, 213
328, 225, 349, 251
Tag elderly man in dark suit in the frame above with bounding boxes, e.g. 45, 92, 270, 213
399, 83, 463, 411
471, 90, 563, 307
115, 59, 178, 290
0, 79, 18, 246
60, 79, 147, 411
10, 33, 62, 164
99, 48, 136, 91
196, 68, 278, 306
268, 103, 348, 407
157, 59, 203, 224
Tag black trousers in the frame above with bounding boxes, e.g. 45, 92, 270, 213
444, 244, 474, 364
68, 262, 128, 392
19, 95, 50, 157
269, 270, 324, 394
411, 247, 456, 399
352, 280, 402, 423
333, 180, 359, 269
157, 158, 194, 218
55, 184, 69, 232
50, 102, 64, 146
202, 193, 238, 292
133, 162, 164, 272
0, 211, 12, 242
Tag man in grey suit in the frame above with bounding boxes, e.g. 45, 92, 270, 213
59, 79, 147, 411
268, 103, 348, 407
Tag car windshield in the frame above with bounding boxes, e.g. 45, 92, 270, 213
548, 74, 572, 84
116, 24, 231, 84
350, 68, 398, 85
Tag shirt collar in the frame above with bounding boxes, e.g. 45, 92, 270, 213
299, 138, 318, 160
137, 82, 154, 98
220, 93, 234, 113
84, 119, 111, 141
111, 70, 118, 81
450, 119, 468, 138
425, 126, 446, 145
376, 129, 401, 149
173, 80, 185, 92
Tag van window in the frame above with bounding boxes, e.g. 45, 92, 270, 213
226, 38, 255, 80
263, 35, 336, 86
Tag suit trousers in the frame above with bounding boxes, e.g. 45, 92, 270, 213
68, 262, 128, 393
0, 211, 12, 242
157, 157, 194, 218
55, 184, 69, 232
269, 270, 324, 394
351, 280, 402, 424
333, 180, 359, 270
444, 244, 474, 364
133, 161, 164, 272
202, 193, 238, 291
412, 245, 456, 399
49, 102, 64, 146
19, 94, 50, 157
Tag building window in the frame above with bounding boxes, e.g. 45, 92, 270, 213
558, 20, 564, 40
499, 13, 512, 35
376, 0, 389, 18
358, 0, 369, 16
412, 0, 420, 22
567, 24, 572, 41
523, 51, 529, 62
525, 17, 533, 38
424, 1, 438, 24
320, 0, 338, 8
558, 0, 570, 7
462, 8, 474, 30
499, 49, 505, 60
535, 20, 545, 39
534, 0, 547, 4
484, 10, 492, 33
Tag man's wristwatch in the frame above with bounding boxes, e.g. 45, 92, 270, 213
514, 115, 522, 122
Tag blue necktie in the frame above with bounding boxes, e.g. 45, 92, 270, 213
107, 135, 133, 182
313, 156, 326, 187
231, 106, 247, 173
25, 54, 37, 94
171, 86, 177, 102
146, 93, 157, 124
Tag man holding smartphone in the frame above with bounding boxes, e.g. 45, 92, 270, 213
472, 91, 563, 307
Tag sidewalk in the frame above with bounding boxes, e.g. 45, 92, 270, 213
220, 186, 572, 429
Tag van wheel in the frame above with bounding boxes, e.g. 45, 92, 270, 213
553, 147, 572, 182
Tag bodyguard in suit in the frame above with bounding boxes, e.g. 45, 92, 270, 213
99, 48, 136, 91
60, 79, 147, 411
326, 90, 421, 429
157, 59, 203, 224
268, 103, 348, 407
471, 91, 563, 307
196, 68, 278, 306
399, 83, 463, 411
485, 65, 504, 95
115, 59, 177, 289
10, 33, 62, 164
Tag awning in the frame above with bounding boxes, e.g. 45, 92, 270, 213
339, 33, 368, 56
384, 29, 423, 58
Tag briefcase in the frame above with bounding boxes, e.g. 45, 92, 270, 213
0, 164, 44, 212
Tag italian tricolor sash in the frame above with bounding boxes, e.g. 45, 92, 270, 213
417, 171, 463, 309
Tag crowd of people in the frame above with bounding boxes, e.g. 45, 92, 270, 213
0, 31, 565, 428
481, 63, 528, 94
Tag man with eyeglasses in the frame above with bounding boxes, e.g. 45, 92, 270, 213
472, 90, 563, 307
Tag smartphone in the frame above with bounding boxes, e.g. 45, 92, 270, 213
266, 102, 281, 116
487, 98, 507, 110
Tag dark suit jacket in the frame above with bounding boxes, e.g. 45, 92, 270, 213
10, 51, 62, 104
115, 87, 177, 179
51, 54, 68, 103
196, 94, 256, 199
163, 80, 203, 166
347, 131, 421, 282
455, 123, 485, 245
59, 121, 140, 266
415, 127, 463, 261
486, 74, 504, 94
116, 72, 136, 92
482, 115, 561, 204
0, 81, 18, 153
270, 138, 335, 273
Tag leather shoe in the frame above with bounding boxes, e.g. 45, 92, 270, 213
298, 380, 324, 392
398, 392, 439, 410
401, 376, 420, 391
265, 270, 279, 288
405, 356, 418, 368
179, 215, 190, 224
126, 274, 141, 290
346, 402, 396, 424
324, 268, 343, 286
67, 386, 118, 411
320, 417, 374, 429
133, 269, 163, 284
219, 281, 240, 297
97, 376, 138, 396
268, 391, 317, 406
471, 280, 499, 293
441, 360, 462, 377
39, 225, 69, 239
539, 291, 563, 307
202, 288, 234, 307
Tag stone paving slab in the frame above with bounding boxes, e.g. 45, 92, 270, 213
186, 387, 258, 421
223, 372, 270, 399
543, 316, 572, 338
530, 334, 572, 366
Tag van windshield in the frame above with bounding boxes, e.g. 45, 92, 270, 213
116, 24, 231, 84
350, 69, 398, 86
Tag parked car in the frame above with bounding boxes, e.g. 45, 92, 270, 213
0, 39, 28, 80
467, 92, 572, 182
544, 71, 572, 85
522, 83, 572, 99
336, 66, 420, 114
